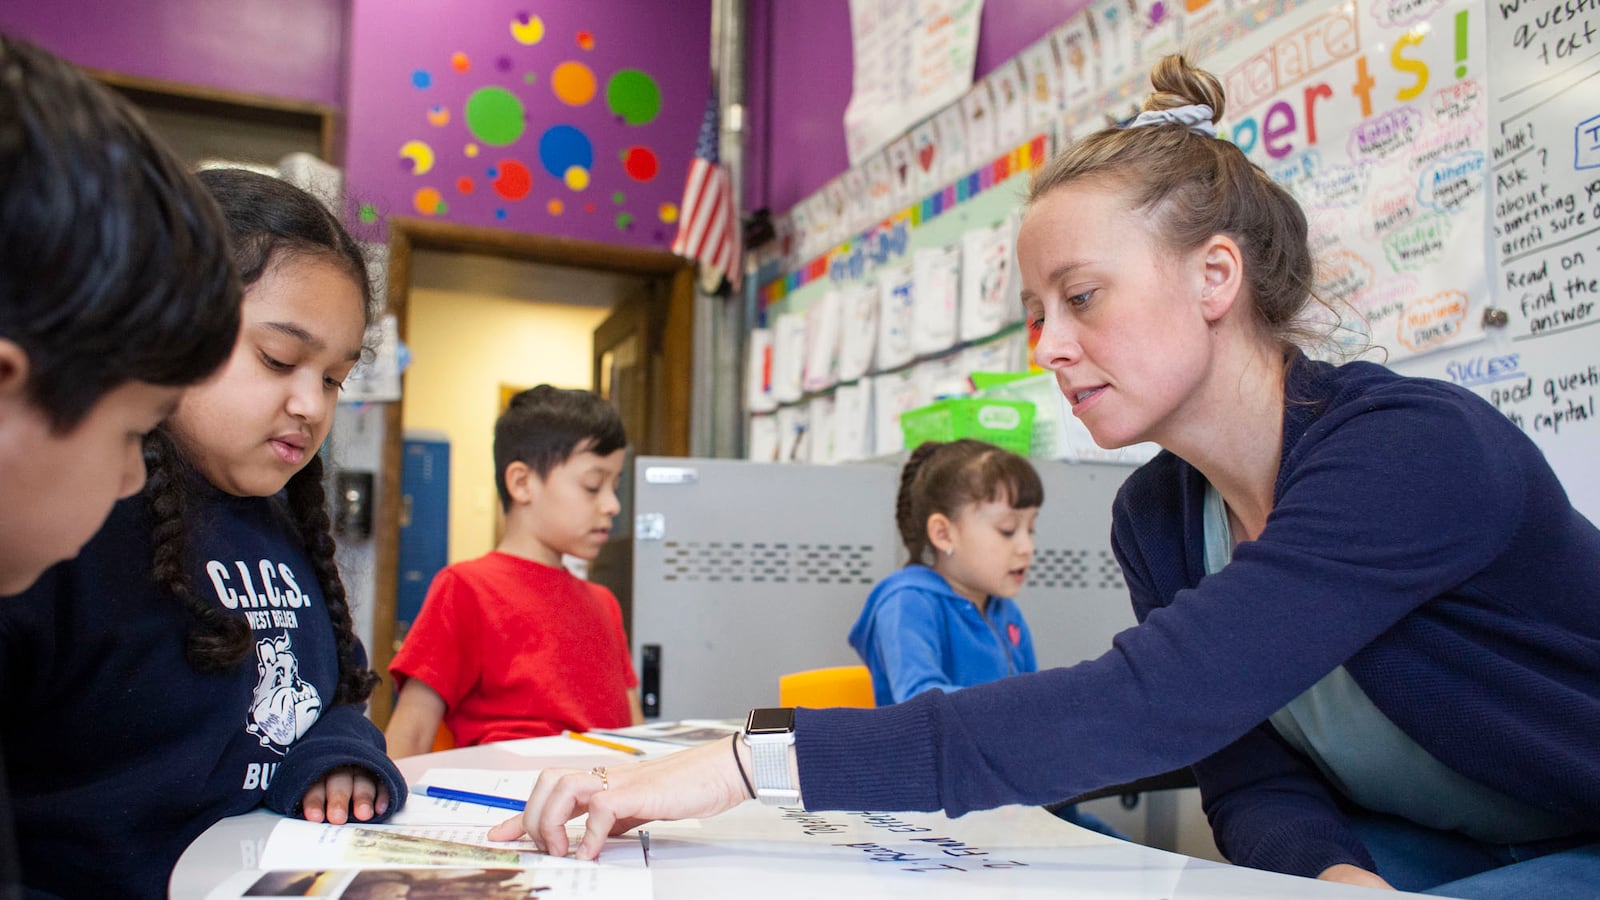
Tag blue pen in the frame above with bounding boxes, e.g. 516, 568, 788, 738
422, 785, 527, 812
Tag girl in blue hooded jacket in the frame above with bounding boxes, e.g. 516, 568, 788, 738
849, 439, 1042, 706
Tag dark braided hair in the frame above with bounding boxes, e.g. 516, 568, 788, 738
895, 439, 1044, 566
145, 168, 378, 703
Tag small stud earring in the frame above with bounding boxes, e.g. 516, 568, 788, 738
945, 547, 955, 557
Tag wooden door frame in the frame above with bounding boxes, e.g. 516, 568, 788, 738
370, 217, 693, 724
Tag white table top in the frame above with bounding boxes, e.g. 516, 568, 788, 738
171, 734, 1435, 899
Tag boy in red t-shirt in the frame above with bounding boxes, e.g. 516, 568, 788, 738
385, 385, 642, 758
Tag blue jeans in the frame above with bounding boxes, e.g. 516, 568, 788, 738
1050, 803, 1127, 840
1347, 811, 1600, 899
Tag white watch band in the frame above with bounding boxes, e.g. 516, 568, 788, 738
746, 735, 799, 804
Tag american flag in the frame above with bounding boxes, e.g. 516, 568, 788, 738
671, 91, 741, 291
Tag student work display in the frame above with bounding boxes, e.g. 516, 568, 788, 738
752, 0, 1600, 526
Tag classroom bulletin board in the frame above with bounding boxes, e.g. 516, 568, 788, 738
754, 0, 1600, 523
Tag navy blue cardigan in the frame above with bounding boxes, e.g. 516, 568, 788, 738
795, 358, 1600, 878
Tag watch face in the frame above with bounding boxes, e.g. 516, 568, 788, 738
746, 706, 796, 734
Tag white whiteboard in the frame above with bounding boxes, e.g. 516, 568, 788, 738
1397, 0, 1600, 524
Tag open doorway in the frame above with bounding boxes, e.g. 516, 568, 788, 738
371, 216, 693, 724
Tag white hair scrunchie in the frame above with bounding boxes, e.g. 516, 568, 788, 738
1128, 104, 1217, 138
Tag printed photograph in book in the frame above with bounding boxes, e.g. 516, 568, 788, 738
242, 867, 569, 899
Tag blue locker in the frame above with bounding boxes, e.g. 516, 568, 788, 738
397, 433, 450, 638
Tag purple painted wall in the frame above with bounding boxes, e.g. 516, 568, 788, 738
746, 0, 1091, 216
344, 0, 711, 250
0, 0, 346, 107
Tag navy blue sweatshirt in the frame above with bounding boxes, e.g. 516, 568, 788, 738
0, 491, 405, 898
793, 358, 1600, 878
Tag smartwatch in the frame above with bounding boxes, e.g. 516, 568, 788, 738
743, 707, 799, 805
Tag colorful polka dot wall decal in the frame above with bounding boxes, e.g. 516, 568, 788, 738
612, 191, 625, 205
547, 199, 564, 215
605, 70, 661, 125
465, 87, 526, 146
465, 144, 479, 158
659, 203, 678, 223
426, 105, 449, 126
496, 209, 508, 220
621, 146, 658, 181
577, 31, 595, 50
457, 177, 474, 194
492, 160, 532, 200
414, 187, 444, 215
565, 166, 590, 191
398, 140, 435, 174
511, 12, 544, 45
523, 72, 538, 84
551, 61, 596, 107
616, 212, 634, 231
496, 55, 514, 72
411, 70, 432, 89
538, 124, 593, 179
450, 52, 470, 73
359, 204, 378, 224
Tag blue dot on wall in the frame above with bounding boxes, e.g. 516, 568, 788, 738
537, 124, 594, 179
412, 70, 432, 89
496, 209, 508, 220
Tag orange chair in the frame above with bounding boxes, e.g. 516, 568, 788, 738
431, 723, 455, 752
778, 665, 875, 709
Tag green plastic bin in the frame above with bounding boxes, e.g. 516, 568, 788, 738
899, 397, 1035, 455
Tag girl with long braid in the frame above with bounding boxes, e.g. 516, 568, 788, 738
0, 168, 405, 899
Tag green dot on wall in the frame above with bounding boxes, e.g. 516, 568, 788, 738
359, 204, 377, 224
612, 191, 625, 205
615, 212, 634, 231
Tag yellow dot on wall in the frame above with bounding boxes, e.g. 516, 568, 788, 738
465, 143, 480, 158
547, 198, 564, 215
563, 166, 590, 191
659, 202, 679, 223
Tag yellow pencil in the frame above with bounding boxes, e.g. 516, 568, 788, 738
563, 729, 646, 756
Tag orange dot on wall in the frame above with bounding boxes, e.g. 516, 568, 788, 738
547, 199, 564, 215
451, 52, 470, 73
659, 202, 678, 223
551, 60, 597, 106
414, 187, 444, 215
577, 31, 595, 50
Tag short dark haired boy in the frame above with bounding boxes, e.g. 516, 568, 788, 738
386, 386, 640, 759
0, 34, 242, 895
